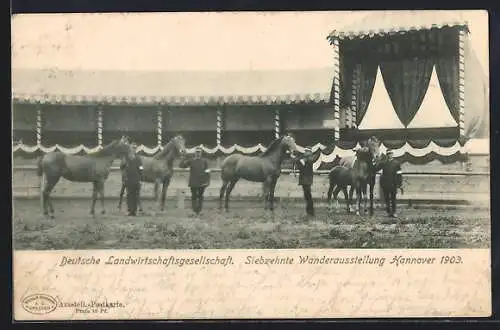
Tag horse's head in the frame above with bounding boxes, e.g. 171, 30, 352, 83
372, 152, 388, 171
332, 154, 342, 166
117, 136, 134, 158
120, 135, 130, 144
172, 134, 187, 156
366, 136, 382, 157
282, 133, 298, 158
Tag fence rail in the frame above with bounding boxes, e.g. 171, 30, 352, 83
12, 165, 490, 177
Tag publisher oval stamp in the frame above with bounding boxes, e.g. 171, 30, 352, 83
21, 293, 58, 315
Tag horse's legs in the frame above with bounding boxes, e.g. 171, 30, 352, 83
378, 183, 385, 210
46, 178, 58, 215
368, 181, 375, 216
331, 186, 342, 211
327, 183, 335, 204
153, 181, 159, 202
362, 183, 368, 215
262, 181, 271, 210
160, 178, 170, 212
98, 181, 106, 214
348, 185, 354, 213
356, 187, 361, 216
224, 179, 239, 212
90, 182, 99, 216
43, 175, 59, 219
219, 180, 228, 211
342, 187, 349, 212
268, 177, 278, 212
354, 184, 362, 216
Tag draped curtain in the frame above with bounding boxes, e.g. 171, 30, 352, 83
354, 61, 378, 126
435, 28, 460, 125
339, 51, 354, 109
380, 57, 435, 126
435, 56, 460, 124
339, 43, 378, 126
340, 28, 461, 132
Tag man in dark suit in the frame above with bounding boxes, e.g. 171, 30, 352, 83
123, 142, 143, 216
179, 146, 210, 215
380, 150, 403, 218
294, 147, 315, 217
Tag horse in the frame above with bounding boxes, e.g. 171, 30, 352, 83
219, 134, 297, 212
326, 137, 382, 215
117, 135, 186, 212
326, 165, 352, 213
36, 136, 132, 218
327, 153, 388, 214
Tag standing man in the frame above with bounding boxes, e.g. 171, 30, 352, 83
179, 146, 210, 215
124, 142, 143, 216
380, 149, 403, 218
294, 147, 315, 217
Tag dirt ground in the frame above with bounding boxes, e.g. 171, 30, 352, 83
12, 198, 490, 250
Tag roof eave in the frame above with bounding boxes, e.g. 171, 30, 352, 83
12, 93, 332, 106
326, 22, 469, 43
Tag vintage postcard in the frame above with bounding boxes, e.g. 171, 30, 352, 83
11, 10, 491, 320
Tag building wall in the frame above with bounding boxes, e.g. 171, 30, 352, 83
12, 103, 37, 145
165, 106, 218, 147
42, 104, 98, 147
12, 101, 346, 149
281, 104, 334, 146
102, 105, 156, 146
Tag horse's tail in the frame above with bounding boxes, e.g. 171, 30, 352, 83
36, 154, 44, 178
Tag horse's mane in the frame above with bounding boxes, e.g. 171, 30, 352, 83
261, 136, 284, 157
88, 140, 119, 157
153, 139, 176, 160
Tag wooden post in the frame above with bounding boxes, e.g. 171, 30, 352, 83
216, 107, 222, 147
36, 103, 43, 206
332, 38, 340, 141
36, 104, 42, 147
458, 28, 466, 138
97, 105, 103, 148
157, 106, 163, 147
274, 108, 280, 139
350, 65, 359, 128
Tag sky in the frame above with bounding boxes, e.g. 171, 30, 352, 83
11, 10, 489, 76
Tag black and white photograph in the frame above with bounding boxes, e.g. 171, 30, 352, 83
12, 10, 490, 251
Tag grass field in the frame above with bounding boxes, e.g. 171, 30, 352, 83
12, 198, 490, 250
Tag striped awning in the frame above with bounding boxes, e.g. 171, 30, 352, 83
12, 92, 330, 106
327, 11, 469, 41
12, 67, 333, 106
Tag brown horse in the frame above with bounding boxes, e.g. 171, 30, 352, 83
326, 165, 352, 212
219, 134, 297, 212
327, 137, 382, 215
36, 136, 132, 218
117, 135, 186, 212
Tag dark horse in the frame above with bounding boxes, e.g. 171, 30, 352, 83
36, 136, 132, 218
326, 137, 382, 216
117, 135, 186, 212
219, 134, 297, 212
